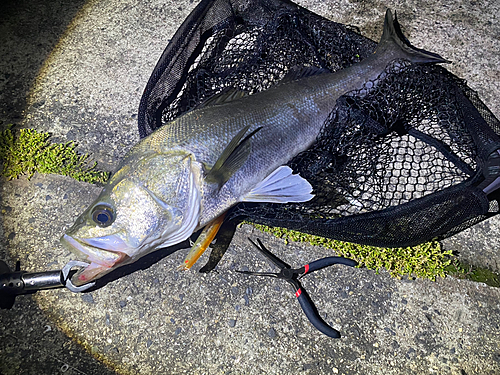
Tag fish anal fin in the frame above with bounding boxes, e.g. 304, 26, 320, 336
205, 125, 262, 187
242, 165, 314, 203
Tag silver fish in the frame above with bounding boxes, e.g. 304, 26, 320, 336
61, 10, 447, 284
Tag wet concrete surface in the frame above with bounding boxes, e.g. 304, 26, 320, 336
1, 0, 499, 374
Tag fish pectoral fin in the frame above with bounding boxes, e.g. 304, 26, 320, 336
178, 212, 227, 270
242, 165, 314, 203
205, 125, 262, 187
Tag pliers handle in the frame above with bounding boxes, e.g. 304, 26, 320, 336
239, 238, 357, 338
294, 257, 357, 338
0, 259, 95, 309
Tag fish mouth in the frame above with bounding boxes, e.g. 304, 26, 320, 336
61, 234, 131, 286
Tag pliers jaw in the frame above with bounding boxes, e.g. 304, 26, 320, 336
238, 238, 358, 338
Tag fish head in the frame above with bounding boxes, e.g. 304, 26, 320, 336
61, 151, 201, 285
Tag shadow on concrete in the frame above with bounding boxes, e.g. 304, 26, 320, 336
0, 0, 88, 125
0, 295, 118, 375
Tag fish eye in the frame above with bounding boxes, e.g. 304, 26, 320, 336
91, 205, 115, 227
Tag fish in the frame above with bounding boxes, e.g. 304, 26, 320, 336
60, 10, 448, 285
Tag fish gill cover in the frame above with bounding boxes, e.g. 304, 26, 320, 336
138, 0, 500, 248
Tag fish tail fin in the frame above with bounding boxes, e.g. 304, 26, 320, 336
375, 9, 450, 64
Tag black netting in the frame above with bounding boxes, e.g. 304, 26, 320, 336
138, 0, 375, 136
138, 0, 500, 248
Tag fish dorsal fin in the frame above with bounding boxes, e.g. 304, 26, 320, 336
280, 65, 330, 84
205, 125, 262, 187
242, 165, 314, 203
198, 88, 250, 109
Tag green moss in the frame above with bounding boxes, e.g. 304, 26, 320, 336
249, 223, 452, 280
445, 261, 500, 287
0, 126, 108, 184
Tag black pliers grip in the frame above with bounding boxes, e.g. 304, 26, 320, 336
238, 238, 357, 338
293, 257, 357, 338
0, 260, 95, 309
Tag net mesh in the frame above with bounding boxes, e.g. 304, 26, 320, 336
138, 0, 500, 247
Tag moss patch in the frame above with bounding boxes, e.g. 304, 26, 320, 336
0, 126, 108, 184
445, 261, 500, 287
250, 223, 452, 280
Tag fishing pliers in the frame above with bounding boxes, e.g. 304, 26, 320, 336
0, 259, 95, 309
238, 238, 357, 338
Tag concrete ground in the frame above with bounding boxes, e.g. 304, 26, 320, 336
0, 0, 499, 374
